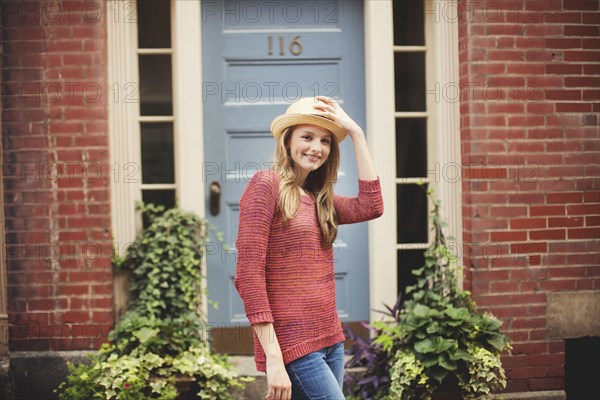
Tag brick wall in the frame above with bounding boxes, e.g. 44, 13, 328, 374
2, 0, 113, 351
458, 0, 599, 393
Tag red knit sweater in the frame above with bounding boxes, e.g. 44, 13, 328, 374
234, 168, 384, 372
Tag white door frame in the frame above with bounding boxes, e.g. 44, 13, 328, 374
108, 0, 462, 328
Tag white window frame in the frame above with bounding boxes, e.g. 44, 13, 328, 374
107, 0, 206, 316
364, 0, 462, 324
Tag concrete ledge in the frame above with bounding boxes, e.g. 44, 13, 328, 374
6, 352, 567, 400
490, 390, 566, 400
10, 351, 93, 400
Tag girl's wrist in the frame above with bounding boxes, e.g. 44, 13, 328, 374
266, 353, 284, 364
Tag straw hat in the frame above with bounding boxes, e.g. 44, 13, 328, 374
270, 97, 347, 143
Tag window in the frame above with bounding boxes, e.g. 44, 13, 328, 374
393, 0, 430, 298
136, 0, 176, 224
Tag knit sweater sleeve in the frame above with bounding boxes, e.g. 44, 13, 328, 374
334, 176, 384, 225
234, 170, 278, 325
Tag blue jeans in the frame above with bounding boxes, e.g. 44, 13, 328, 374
285, 341, 346, 400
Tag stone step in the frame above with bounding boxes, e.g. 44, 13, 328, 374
229, 356, 567, 400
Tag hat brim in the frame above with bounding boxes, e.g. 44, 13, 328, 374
271, 114, 347, 143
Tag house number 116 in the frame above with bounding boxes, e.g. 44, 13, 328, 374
268, 35, 302, 56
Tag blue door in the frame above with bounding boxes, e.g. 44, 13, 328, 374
202, 0, 367, 329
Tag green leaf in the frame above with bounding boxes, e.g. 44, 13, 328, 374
487, 333, 509, 351
414, 338, 435, 353
413, 304, 430, 318
448, 348, 473, 361
134, 327, 159, 344
438, 353, 457, 370
429, 366, 448, 383
444, 307, 470, 321
432, 337, 455, 353
421, 355, 439, 368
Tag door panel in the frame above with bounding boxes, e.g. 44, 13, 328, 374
202, 0, 367, 334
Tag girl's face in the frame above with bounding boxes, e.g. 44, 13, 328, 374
286, 124, 332, 174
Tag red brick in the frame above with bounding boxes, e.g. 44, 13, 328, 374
567, 253, 600, 265
564, 25, 600, 36
527, 76, 564, 88
546, 90, 582, 101
487, 25, 525, 36
544, 13, 582, 24
546, 64, 582, 75
581, 39, 600, 50
568, 227, 600, 239
488, 103, 525, 114
511, 242, 548, 254
472, 63, 505, 75
59, 285, 90, 296
538, 280, 578, 291
502, 355, 529, 368
508, 193, 546, 204
548, 365, 565, 378
548, 217, 584, 228
27, 299, 68, 311
525, 50, 555, 62
583, 191, 600, 202
490, 231, 528, 242
529, 329, 547, 341
492, 206, 529, 218
91, 284, 113, 295
511, 218, 546, 229
524, 26, 563, 39
463, 167, 508, 180
565, 76, 600, 87
529, 377, 564, 391
556, 103, 593, 113
564, 0, 599, 11
550, 267, 587, 278
567, 204, 600, 215
583, 90, 600, 101
530, 205, 565, 217
526, 103, 554, 114
508, 115, 545, 127
586, 215, 600, 226
546, 192, 583, 204
490, 281, 520, 293
582, 12, 600, 24
508, 141, 544, 152
549, 341, 565, 353
529, 255, 542, 265
511, 342, 548, 356
565, 51, 600, 62
529, 229, 566, 240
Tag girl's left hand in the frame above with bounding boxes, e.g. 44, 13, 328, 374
313, 95, 364, 140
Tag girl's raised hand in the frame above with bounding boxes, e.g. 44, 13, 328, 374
313, 95, 364, 140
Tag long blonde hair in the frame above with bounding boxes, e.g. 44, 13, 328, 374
273, 125, 340, 248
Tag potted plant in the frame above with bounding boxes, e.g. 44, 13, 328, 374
345, 185, 512, 400
55, 202, 251, 399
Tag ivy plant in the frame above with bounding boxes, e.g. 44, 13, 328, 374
345, 184, 512, 400
56, 202, 251, 399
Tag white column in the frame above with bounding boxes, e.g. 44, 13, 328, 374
425, 0, 463, 286
172, 0, 208, 319
107, 0, 142, 256
172, 0, 205, 219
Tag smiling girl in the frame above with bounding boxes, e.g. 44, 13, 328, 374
234, 96, 384, 400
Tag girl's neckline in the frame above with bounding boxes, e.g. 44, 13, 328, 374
300, 191, 314, 202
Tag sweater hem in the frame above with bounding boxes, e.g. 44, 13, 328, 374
255, 329, 346, 373
247, 310, 274, 325
358, 176, 381, 192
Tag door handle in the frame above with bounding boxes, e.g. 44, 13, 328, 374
209, 181, 221, 216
